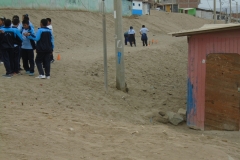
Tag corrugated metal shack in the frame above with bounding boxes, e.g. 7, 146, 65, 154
170, 24, 240, 131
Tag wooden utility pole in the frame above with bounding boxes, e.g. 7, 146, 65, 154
230, 0, 232, 22
214, 0, 217, 23
114, 0, 126, 91
236, 2, 238, 22
102, 0, 108, 93
219, 0, 222, 20
226, 8, 228, 23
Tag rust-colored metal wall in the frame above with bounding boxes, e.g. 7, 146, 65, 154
205, 54, 240, 131
187, 29, 240, 130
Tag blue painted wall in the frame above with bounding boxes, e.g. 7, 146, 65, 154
187, 78, 196, 127
132, 1, 143, 16
132, 10, 142, 15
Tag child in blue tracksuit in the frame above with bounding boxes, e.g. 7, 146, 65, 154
23, 14, 34, 31
18, 14, 34, 32
27, 19, 54, 79
0, 19, 22, 78
21, 19, 36, 76
12, 18, 22, 74
0, 17, 6, 64
12, 15, 23, 71
0, 17, 5, 28
46, 18, 54, 63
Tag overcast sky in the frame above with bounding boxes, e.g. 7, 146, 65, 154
198, 0, 240, 12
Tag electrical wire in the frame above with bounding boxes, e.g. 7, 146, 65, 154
206, 0, 213, 10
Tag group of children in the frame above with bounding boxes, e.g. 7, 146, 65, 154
0, 14, 54, 79
124, 25, 149, 47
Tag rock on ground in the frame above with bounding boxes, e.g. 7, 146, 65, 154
178, 108, 187, 121
159, 111, 166, 116
156, 115, 169, 124
166, 111, 184, 126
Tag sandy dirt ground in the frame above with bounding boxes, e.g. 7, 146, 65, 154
0, 10, 239, 160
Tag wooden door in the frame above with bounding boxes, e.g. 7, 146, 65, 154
143, 3, 148, 15
165, 5, 170, 12
205, 53, 240, 131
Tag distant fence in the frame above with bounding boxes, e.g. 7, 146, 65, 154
0, 0, 132, 16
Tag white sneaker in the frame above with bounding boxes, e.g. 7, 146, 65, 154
35, 75, 46, 79
46, 76, 50, 79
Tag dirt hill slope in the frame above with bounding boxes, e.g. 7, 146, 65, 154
0, 10, 239, 160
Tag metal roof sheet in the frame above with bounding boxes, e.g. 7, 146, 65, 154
181, 8, 195, 10
169, 24, 240, 37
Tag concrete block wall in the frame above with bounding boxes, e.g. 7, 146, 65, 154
122, 0, 132, 16
178, 0, 199, 8
0, 0, 132, 16
161, 0, 177, 4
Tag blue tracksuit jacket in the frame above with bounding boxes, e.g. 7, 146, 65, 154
21, 26, 35, 49
28, 27, 54, 53
0, 27, 23, 49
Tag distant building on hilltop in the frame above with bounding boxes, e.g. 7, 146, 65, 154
179, 8, 196, 16
132, 0, 151, 15
155, 0, 200, 12
195, 8, 225, 20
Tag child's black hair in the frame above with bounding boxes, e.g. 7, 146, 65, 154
0, 16, 6, 22
46, 18, 51, 23
4, 19, 11, 27
13, 15, 19, 20
22, 19, 29, 25
41, 19, 48, 26
23, 16, 29, 21
13, 18, 20, 25
23, 14, 28, 18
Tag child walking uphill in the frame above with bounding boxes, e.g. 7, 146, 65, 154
26, 19, 54, 79
128, 26, 136, 47
140, 25, 149, 47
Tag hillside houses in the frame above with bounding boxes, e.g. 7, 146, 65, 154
132, 0, 151, 15
155, 0, 200, 12
153, 0, 229, 21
